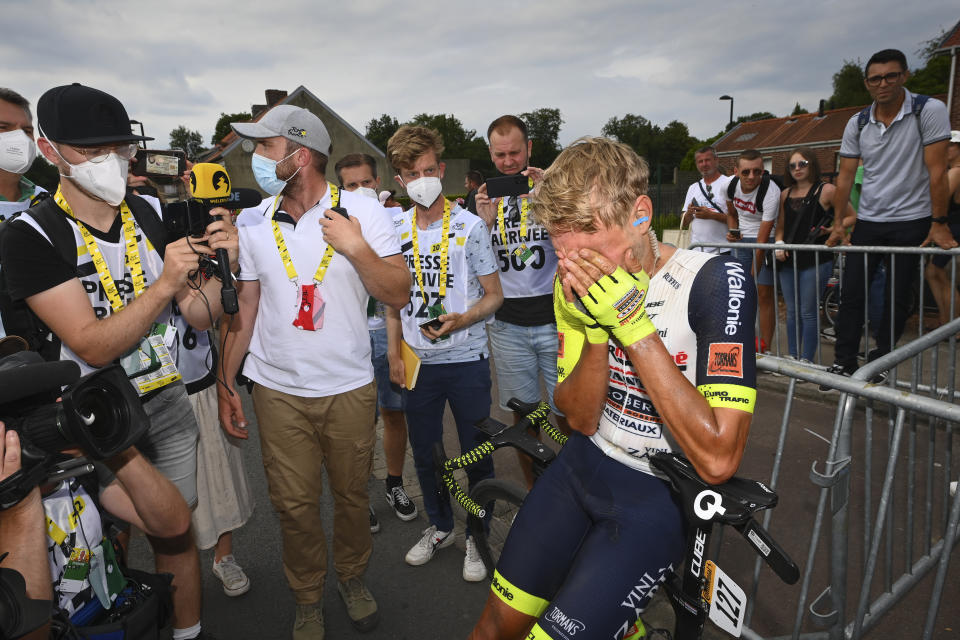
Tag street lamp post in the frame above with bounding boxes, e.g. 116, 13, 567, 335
719, 95, 734, 128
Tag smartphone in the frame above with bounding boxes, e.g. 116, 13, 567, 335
486, 174, 530, 198
133, 149, 186, 179
689, 198, 699, 208
729, 228, 742, 239
330, 206, 349, 219
419, 317, 444, 332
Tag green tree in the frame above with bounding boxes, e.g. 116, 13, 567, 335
656, 120, 697, 169
826, 60, 870, 109
365, 114, 400, 153
211, 111, 251, 146
520, 108, 563, 167
601, 114, 694, 168
409, 113, 492, 173
735, 111, 777, 124
790, 102, 809, 116
602, 113, 654, 156
169, 126, 207, 162
678, 130, 726, 171
23, 155, 60, 192
906, 55, 950, 95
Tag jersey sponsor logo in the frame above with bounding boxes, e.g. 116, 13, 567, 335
707, 343, 743, 378
545, 606, 585, 636
491, 574, 514, 601
662, 272, 681, 290
701, 388, 752, 405
618, 566, 672, 639
645, 299, 665, 308
614, 286, 645, 323
734, 197, 756, 215
673, 351, 688, 371
724, 261, 747, 336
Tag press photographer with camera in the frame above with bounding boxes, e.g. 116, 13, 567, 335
0, 347, 191, 639
0, 84, 237, 640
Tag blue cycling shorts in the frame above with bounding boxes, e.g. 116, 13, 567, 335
493, 432, 686, 639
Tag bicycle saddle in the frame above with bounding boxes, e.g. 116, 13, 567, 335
651, 452, 777, 525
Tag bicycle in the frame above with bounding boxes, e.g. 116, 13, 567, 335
434, 399, 800, 639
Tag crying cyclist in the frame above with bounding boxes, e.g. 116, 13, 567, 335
468, 137, 758, 640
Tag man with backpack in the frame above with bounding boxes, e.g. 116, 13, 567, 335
725, 149, 780, 353
824, 48, 954, 383
0, 83, 237, 640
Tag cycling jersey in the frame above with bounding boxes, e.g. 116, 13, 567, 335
496, 248, 758, 639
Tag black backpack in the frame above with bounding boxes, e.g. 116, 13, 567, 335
856, 94, 929, 136
727, 172, 772, 214
0, 193, 166, 361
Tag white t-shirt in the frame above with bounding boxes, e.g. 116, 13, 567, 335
367, 205, 403, 333
682, 174, 732, 253
237, 187, 401, 397
730, 178, 780, 238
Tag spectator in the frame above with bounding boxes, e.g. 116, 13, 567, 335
0, 88, 46, 340
681, 145, 732, 254
0, 83, 238, 640
924, 131, 960, 327
475, 115, 564, 489
464, 169, 484, 214
726, 149, 780, 352
219, 105, 410, 637
825, 48, 954, 384
334, 152, 418, 530
774, 149, 850, 363
384, 125, 503, 582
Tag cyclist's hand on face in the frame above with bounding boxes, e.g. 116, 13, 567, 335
553, 274, 608, 344
560, 248, 657, 348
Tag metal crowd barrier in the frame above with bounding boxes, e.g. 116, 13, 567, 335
685, 240, 960, 639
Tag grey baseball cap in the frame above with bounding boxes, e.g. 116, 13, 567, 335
230, 105, 331, 155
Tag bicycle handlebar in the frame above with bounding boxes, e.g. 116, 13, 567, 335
435, 401, 563, 520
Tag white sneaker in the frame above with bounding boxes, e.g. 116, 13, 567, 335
462, 538, 486, 582
212, 554, 251, 597
404, 525, 453, 566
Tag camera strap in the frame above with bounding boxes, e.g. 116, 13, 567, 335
697, 180, 723, 213
271, 183, 340, 287
53, 187, 145, 314
409, 198, 451, 306
496, 179, 534, 263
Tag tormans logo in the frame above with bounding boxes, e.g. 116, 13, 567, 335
546, 606, 585, 636
287, 127, 307, 137
707, 343, 743, 378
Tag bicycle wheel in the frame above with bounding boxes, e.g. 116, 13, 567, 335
466, 479, 528, 576
822, 284, 839, 328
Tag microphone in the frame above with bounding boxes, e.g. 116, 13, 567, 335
0, 351, 81, 405
188, 163, 258, 315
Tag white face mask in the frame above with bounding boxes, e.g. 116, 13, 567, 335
0, 129, 37, 174
48, 141, 129, 207
354, 186, 378, 200
404, 176, 443, 208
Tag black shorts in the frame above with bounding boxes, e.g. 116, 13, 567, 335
493, 432, 686, 639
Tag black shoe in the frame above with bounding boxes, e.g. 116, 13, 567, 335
819, 363, 853, 391
386, 485, 418, 521
369, 506, 380, 534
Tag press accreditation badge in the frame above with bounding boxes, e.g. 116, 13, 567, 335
293, 283, 325, 331
121, 323, 182, 396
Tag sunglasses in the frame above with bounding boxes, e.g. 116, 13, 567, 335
739, 168, 763, 177
789, 160, 810, 170
865, 71, 903, 87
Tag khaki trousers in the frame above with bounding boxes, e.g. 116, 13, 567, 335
252, 381, 376, 604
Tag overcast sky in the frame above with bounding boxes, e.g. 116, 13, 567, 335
4, 1, 957, 153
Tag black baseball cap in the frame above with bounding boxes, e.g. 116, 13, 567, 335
37, 83, 153, 146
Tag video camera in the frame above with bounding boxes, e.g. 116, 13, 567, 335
131, 149, 187, 184
0, 351, 148, 510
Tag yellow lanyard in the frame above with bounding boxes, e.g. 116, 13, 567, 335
410, 199, 451, 306
54, 187, 145, 314
271, 183, 340, 285
497, 192, 531, 257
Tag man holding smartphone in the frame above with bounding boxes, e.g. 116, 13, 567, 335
475, 115, 565, 489
681, 145, 731, 254
385, 125, 503, 583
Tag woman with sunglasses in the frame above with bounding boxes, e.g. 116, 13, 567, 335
774, 150, 853, 363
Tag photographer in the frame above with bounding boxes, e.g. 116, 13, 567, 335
0, 348, 190, 639
0, 421, 50, 640
0, 84, 236, 640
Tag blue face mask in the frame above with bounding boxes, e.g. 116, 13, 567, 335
251, 150, 300, 196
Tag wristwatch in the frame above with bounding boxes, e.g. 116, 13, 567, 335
932, 216, 949, 224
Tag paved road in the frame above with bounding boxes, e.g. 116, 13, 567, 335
129, 372, 959, 639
